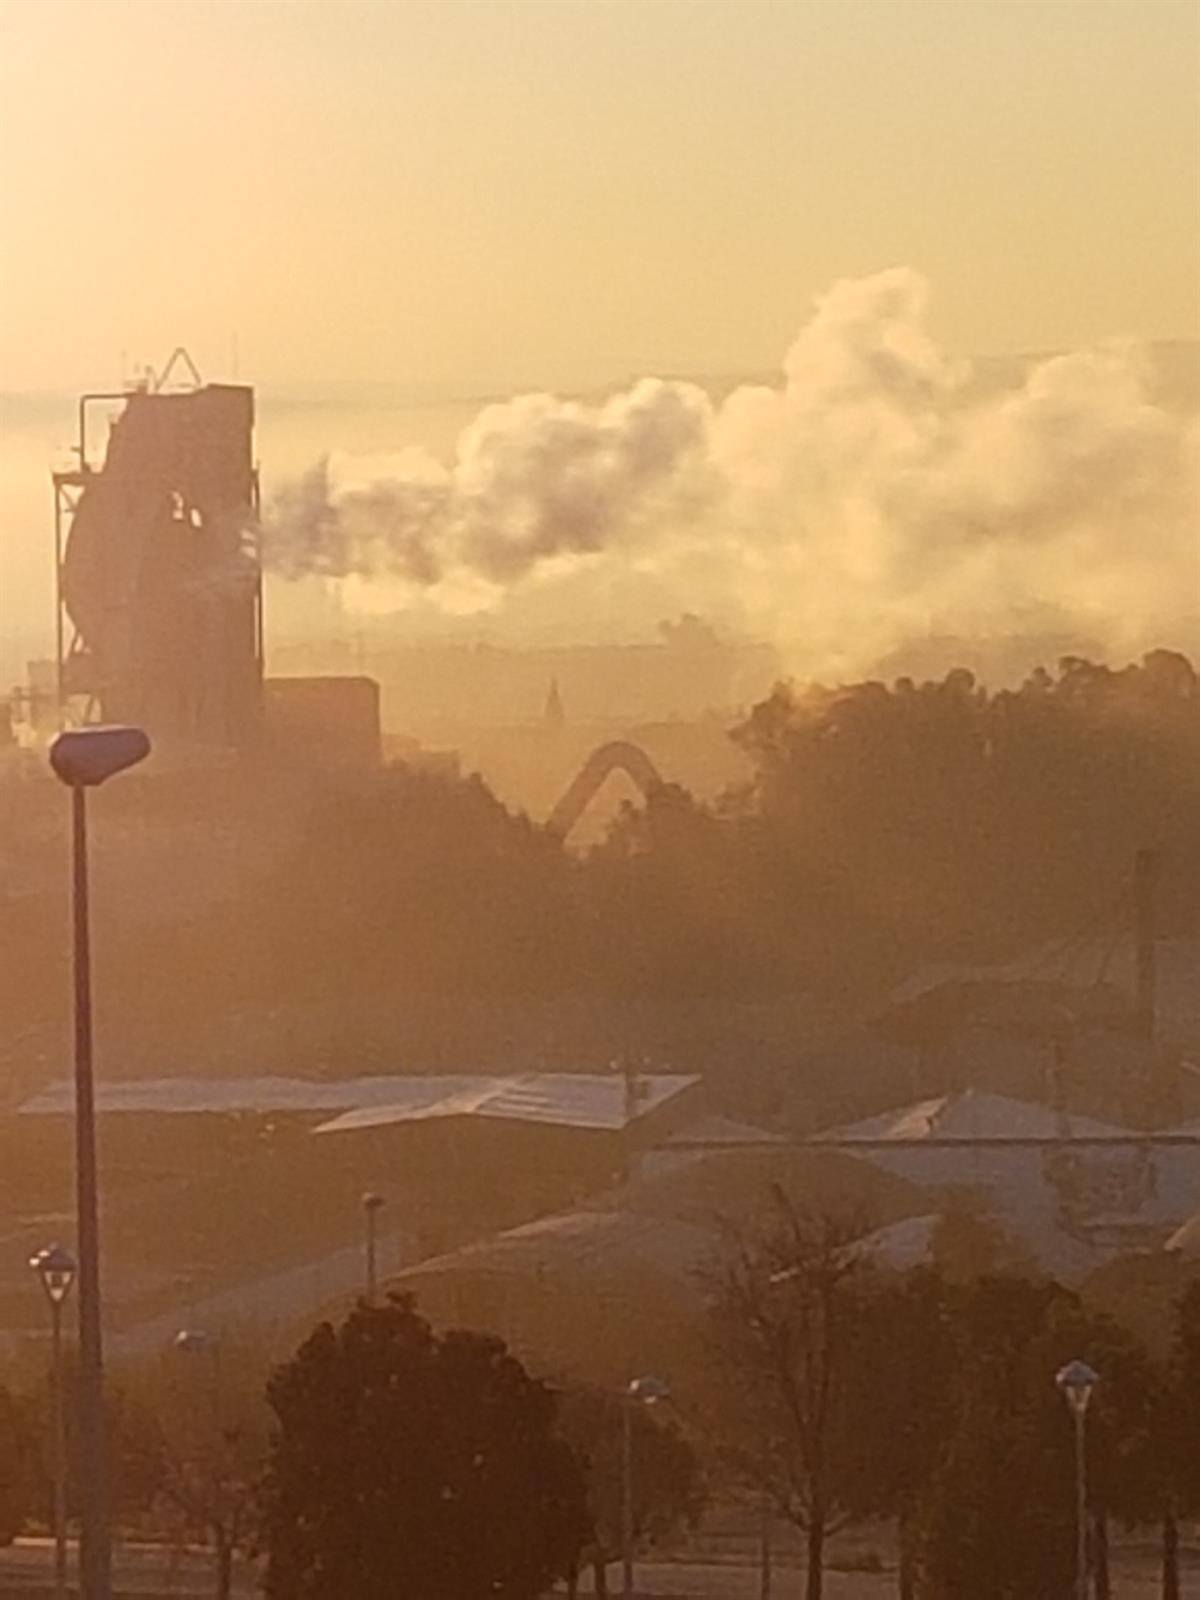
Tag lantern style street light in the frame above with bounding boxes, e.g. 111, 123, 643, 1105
1056, 1359, 1099, 1600
49, 724, 151, 1600
622, 1375, 670, 1600
30, 1245, 76, 1600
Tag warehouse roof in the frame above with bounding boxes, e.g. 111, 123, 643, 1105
18, 1072, 700, 1133
1166, 1210, 1200, 1257
402, 1205, 715, 1292
820, 1088, 1128, 1145
889, 938, 1200, 1041
313, 1073, 700, 1134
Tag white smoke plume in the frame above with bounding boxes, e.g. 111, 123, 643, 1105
264, 269, 1199, 672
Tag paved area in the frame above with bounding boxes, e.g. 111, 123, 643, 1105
1, 1538, 1194, 1596
569, 1558, 1186, 1596
0, 1541, 254, 1596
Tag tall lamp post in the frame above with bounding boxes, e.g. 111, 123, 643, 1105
1056, 1359, 1099, 1600
30, 1245, 77, 1600
362, 1192, 385, 1302
50, 725, 150, 1600
621, 1374, 669, 1600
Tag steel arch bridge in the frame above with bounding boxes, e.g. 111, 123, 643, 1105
546, 740, 665, 839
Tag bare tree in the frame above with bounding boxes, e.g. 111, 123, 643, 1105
124, 1335, 267, 1600
706, 1192, 879, 1600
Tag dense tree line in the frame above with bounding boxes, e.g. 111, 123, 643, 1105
595, 648, 1199, 994
2, 650, 1194, 1088
231, 648, 1198, 1016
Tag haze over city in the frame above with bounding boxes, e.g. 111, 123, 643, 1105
2, 0, 1198, 684
0, 3, 1198, 1597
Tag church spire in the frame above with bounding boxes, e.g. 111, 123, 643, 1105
544, 677, 565, 729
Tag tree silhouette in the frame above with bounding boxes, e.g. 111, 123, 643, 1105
262, 1296, 587, 1600
0, 1385, 33, 1546
915, 1275, 1169, 1600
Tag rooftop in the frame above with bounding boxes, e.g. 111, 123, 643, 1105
18, 1071, 701, 1133
820, 1088, 1129, 1146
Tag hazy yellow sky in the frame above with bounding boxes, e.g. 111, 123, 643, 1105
2, 0, 1198, 394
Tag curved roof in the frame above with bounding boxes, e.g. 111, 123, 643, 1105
393, 1144, 921, 1299
404, 1206, 715, 1294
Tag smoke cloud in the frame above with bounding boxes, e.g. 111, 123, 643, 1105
264, 269, 1199, 672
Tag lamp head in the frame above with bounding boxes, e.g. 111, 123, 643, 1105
1056, 1359, 1099, 1419
627, 1374, 670, 1406
29, 1244, 77, 1306
172, 1328, 215, 1355
50, 726, 150, 788
363, 1192, 385, 1213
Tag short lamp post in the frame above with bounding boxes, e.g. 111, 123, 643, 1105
621, 1375, 669, 1600
362, 1193, 385, 1303
1056, 1359, 1099, 1600
172, 1328, 222, 1402
30, 1245, 76, 1600
172, 1330, 237, 1600
49, 724, 151, 1600
171, 1328, 225, 1454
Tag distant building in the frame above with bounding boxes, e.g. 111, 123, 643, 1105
815, 1088, 1200, 1280
263, 674, 382, 767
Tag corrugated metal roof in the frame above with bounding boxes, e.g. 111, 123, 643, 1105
1166, 1210, 1200, 1255
822, 1089, 1129, 1145
889, 939, 1200, 1040
17, 1072, 699, 1132
313, 1073, 700, 1135
661, 1115, 783, 1148
18, 1075, 472, 1117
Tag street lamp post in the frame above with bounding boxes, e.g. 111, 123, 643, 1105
362, 1192, 385, 1302
758, 1493, 772, 1600
621, 1375, 669, 1600
172, 1328, 222, 1408
30, 1245, 77, 1600
50, 725, 150, 1600
172, 1330, 236, 1600
1056, 1359, 1099, 1600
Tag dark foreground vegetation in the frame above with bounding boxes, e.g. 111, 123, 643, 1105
0, 649, 1195, 1592
0, 1220, 1196, 1599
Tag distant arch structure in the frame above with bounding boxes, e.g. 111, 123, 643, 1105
546, 740, 665, 840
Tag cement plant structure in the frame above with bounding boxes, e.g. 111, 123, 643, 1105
52, 349, 263, 746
